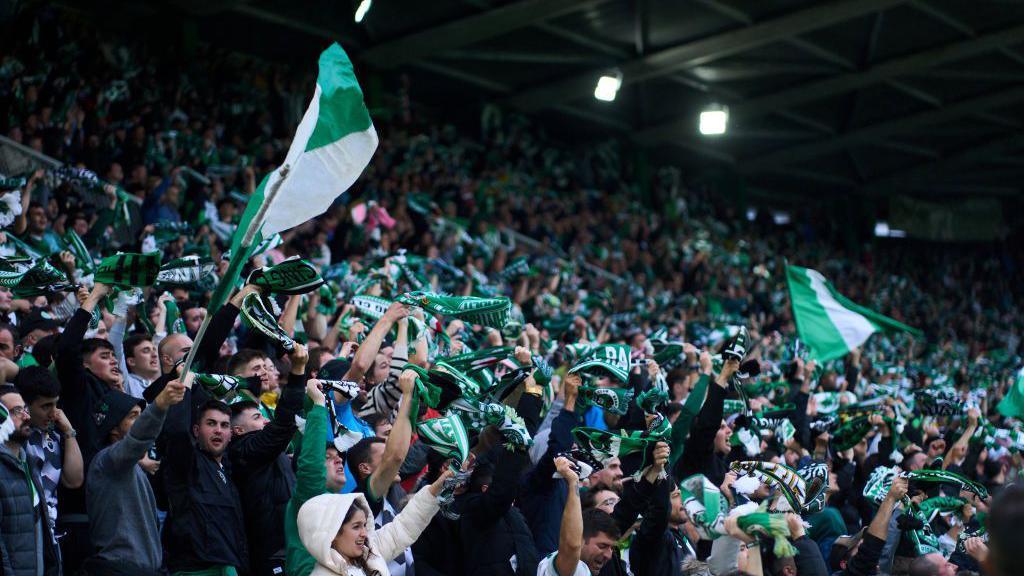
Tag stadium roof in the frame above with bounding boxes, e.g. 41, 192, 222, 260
125, 0, 1024, 199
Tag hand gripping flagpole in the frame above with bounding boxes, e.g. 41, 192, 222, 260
179, 165, 291, 384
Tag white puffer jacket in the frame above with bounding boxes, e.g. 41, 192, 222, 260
297, 487, 439, 576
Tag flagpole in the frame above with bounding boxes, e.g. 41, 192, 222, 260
179, 165, 291, 382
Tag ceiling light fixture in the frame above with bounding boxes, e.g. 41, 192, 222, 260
593, 71, 622, 102
699, 103, 729, 135
354, 0, 373, 23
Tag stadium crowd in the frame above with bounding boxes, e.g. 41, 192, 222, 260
0, 5, 1022, 576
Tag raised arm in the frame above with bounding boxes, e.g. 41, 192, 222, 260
372, 471, 450, 562
231, 345, 308, 468
553, 457, 583, 576
943, 408, 979, 470
278, 294, 302, 337
345, 303, 407, 383
294, 380, 329, 508
674, 355, 735, 479
845, 476, 908, 576
107, 380, 185, 470
355, 320, 409, 420
367, 368, 415, 501
526, 374, 581, 492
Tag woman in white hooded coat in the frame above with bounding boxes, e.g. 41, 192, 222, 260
297, 470, 451, 576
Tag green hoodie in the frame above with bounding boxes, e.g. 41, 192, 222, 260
284, 403, 328, 576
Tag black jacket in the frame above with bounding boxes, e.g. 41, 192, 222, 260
161, 387, 248, 573
629, 477, 687, 576
454, 393, 544, 576
0, 446, 59, 576
55, 308, 118, 521
229, 371, 305, 576
674, 382, 729, 485
793, 535, 830, 576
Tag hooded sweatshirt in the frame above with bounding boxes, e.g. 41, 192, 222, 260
297, 488, 439, 576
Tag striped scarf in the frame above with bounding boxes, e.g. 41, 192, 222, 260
734, 503, 798, 558
417, 413, 470, 466
240, 293, 296, 352
730, 461, 806, 513
679, 474, 728, 539
95, 252, 161, 288
157, 255, 216, 286
396, 291, 511, 329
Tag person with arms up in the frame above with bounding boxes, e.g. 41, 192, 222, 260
297, 467, 451, 576
83, 379, 187, 576
229, 343, 309, 576
161, 375, 248, 575
285, 378, 349, 576
538, 457, 623, 576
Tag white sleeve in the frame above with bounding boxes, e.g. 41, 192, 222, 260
369, 486, 439, 562
537, 553, 590, 576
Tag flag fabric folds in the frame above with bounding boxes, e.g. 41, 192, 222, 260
786, 265, 922, 362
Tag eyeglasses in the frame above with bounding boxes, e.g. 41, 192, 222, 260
6, 406, 28, 417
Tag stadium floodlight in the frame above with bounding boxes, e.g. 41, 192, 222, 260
593, 72, 622, 102
874, 221, 907, 238
355, 0, 373, 22
699, 103, 729, 135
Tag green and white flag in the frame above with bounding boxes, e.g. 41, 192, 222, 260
786, 265, 922, 362
258, 43, 377, 237
206, 43, 375, 317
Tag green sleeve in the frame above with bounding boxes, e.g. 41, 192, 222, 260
293, 404, 328, 507
668, 374, 710, 471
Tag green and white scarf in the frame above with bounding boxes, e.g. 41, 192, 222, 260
446, 397, 505, 432
863, 465, 901, 505
569, 344, 630, 383
730, 460, 806, 513
240, 292, 295, 352
444, 346, 515, 374
396, 291, 512, 329
196, 373, 259, 402
157, 255, 216, 286
0, 257, 33, 287
417, 413, 471, 466
350, 295, 392, 322
496, 404, 532, 450
577, 384, 634, 416
247, 256, 324, 295
63, 230, 95, 275
734, 502, 798, 558
572, 427, 664, 472
95, 252, 161, 288
679, 474, 728, 539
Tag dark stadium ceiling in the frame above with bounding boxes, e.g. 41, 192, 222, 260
117, 0, 1024, 199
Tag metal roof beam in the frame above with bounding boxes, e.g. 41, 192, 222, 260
503, 0, 905, 111
636, 22, 1024, 144
863, 133, 1024, 193
741, 87, 1024, 172
233, 4, 359, 48
361, 0, 612, 69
